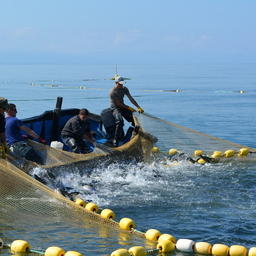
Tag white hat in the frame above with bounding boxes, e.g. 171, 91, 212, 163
115, 76, 125, 84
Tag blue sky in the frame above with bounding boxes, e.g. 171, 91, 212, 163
0, 0, 255, 64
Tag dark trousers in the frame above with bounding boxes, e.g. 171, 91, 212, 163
112, 107, 134, 126
62, 136, 91, 154
111, 108, 134, 145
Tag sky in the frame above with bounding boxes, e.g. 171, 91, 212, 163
0, 0, 255, 64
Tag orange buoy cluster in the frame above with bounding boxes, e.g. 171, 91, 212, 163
0, 238, 83, 256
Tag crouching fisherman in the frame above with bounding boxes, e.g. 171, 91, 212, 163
5, 104, 46, 164
61, 109, 95, 153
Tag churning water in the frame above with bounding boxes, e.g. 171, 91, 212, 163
1, 63, 256, 255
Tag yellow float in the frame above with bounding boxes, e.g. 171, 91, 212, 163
111, 248, 130, 256
229, 245, 247, 256
119, 218, 135, 231
100, 209, 116, 220
145, 229, 161, 241
194, 150, 203, 156
10, 240, 30, 253
194, 242, 212, 255
75, 198, 87, 207
158, 233, 177, 243
211, 151, 223, 159
212, 244, 229, 256
85, 202, 99, 213
224, 150, 235, 158
128, 246, 146, 256
45, 246, 65, 256
157, 240, 175, 253
64, 251, 83, 256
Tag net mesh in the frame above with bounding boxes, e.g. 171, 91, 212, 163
136, 113, 256, 160
0, 160, 153, 256
7, 115, 155, 173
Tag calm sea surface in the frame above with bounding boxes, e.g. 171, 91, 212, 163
0, 63, 256, 255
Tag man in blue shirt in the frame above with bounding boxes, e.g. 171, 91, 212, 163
5, 103, 45, 163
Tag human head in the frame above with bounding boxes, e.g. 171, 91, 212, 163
0, 97, 8, 114
115, 76, 125, 86
78, 108, 89, 121
6, 103, 17, 117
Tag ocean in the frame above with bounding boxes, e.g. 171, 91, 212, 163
0, 63, 256, 255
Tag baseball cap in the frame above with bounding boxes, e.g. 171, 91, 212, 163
0, 97, 8, 110
114, 76, 125, 84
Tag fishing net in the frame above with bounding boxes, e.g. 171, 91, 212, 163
0, 159, 153, 256
3, 114, 155, 179
136, 113, 256, 161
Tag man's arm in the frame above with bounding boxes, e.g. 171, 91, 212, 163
126, 90, 144, 113
126, 91, 141, 108
112, 98, 131, 110
83, 132, 95, 144
20, 125, 40, 140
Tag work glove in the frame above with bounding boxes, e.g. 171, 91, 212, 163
137, 107, 144, 113
39, 137, 47, 144
127, 106, 136, 112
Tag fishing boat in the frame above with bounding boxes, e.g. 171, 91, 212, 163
7, 97, 156, 174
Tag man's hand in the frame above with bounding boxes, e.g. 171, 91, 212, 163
127, 106, 136, 112
137, 107, 144, 113
39, 137, 47, 144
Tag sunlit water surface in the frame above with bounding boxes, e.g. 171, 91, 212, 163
1, 63, 256, 255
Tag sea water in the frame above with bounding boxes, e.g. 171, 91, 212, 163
0, 63, 256, 255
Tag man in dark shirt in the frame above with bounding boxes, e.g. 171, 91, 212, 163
61, 109, 94, 153
0, 97, 8, 158
109, 76, 144, 146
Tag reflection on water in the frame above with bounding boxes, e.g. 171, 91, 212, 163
1, 118, 256, 255
1, 63, 256, 255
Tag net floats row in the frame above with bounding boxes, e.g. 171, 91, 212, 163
151, 146, 253, 164
111, 238, 256, 256
0, 238, 83, 256
71, 199, 256, 256
2, 238, 256, 256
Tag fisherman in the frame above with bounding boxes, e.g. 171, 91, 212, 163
0, 97, 8, 158
61, 108, 95, 153
5, 103, 46, 163
109, 76, 144, 146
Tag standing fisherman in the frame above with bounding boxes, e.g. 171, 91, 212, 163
110, 76, 144, 146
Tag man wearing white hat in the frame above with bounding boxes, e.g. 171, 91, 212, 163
109, 76, 144, 146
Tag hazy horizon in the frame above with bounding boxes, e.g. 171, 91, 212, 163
0, 0, 255, 64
